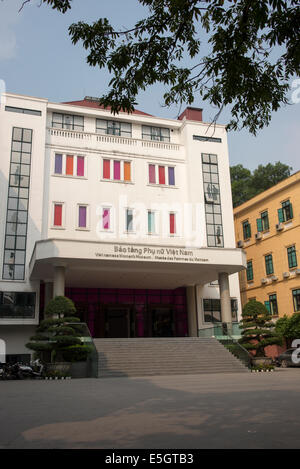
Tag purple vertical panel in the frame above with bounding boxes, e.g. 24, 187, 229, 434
103, 208, 110, 229
168, 167, 175, 185
77, 156, 85, 176
114, 160, 121, 180
78, 206, 87, 228
149, 164, 156, 184
54, 154, 62, 174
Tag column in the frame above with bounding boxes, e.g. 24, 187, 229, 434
218, 272, 232, 324
186, 286, 198, 337
53, 266, 65, 298
44, 281, 53, 309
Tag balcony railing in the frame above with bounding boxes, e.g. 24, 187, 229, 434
48, 128, 181, 152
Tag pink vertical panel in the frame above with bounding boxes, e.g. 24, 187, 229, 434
103, 208, 110, 229
77, 156, 85, 176
114, 160, 121, 180
149, 164, 156, 184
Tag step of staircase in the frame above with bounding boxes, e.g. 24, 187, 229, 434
94, 337, 249, 378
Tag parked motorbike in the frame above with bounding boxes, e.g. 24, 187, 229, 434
0, 360, 44, 380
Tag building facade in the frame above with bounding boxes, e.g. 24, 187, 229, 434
234, 171, 300, 318
0, 92, 245, 360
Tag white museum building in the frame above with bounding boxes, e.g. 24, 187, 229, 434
0, 92, 246, 360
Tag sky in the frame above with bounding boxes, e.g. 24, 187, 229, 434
0, 0, 299, 172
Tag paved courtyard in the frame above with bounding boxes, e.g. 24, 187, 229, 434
0, 369, 300, 449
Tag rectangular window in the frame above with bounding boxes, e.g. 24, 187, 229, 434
202, 153, 223, 248
78, 205, 87, 229
278, 200, 293, 222
124, 161, 131, 182
168, 167, 175, 186
5, 106, 41, 116
54, 154, 63, 175
102, 208, 110, 230
54, 154, 85, 178
54, 204, 63, 227
66, 155, 74, 176
77, 156, 85, 177
114, 160, 121, 180
126, 209, 133, 232
261, 211, 269, 231
247, 260, 254, 281
293, 289, 300, 312
269, 294, 278, 316
148, 211, 155, 234
265, 254, 274, 275
243, 220, 251, 240
0, 292, 36, 318
287, 246, 298, 268
193, 135, 222, 143
3, 127, 32, 281
142, 125, 170, 142
96, 119, 132, 137
102, 159, 131, 182
149, 164, 156, 184
103, 159, 110, 179
169, 213, 176, 235
203, 299, 221, 323
52, 113, 84, 131
158, 166, 165, 185
203, 298, 238, 323
149, 164, 175, 186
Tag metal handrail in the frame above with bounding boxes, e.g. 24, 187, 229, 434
198, 322, 252, 368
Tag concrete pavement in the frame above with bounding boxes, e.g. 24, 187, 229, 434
0, 368, 300, 449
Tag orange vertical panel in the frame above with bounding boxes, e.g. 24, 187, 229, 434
124, 161, 131, 181
66, 155, 74, 175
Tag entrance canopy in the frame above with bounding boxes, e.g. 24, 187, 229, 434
29, 239, 246, 289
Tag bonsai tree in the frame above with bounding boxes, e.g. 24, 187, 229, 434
275, 313, 300, 348
239, 300, 282, 357
26, 296, 92, 363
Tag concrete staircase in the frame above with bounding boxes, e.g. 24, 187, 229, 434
94, 337, 249, 378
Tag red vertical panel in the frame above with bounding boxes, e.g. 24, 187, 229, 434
103, 159, 110, 179
159, 166, 165, 185
54, 204, 62, 226
170, 213, 175, 234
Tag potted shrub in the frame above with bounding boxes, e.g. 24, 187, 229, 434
239, 300, 282, 367
26, 296, 93, 377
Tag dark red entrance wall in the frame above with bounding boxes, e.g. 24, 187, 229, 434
64, 287, 188, 338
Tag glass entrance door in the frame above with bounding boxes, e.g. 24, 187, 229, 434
105, 307, 130, 338
151, 306, 174, 337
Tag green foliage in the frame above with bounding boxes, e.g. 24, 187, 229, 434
230, 162, 292, 207
45, 296, 76, 318
61, 345, 94, 363
37, 0, 300, 134
275, 313, 300, 347
26, 296, 90, 363
239, 300, 282, 357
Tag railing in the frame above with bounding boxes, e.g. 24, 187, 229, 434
198, 322, 242, 340
68, 322, 98, 378
48, 128, 181, 152
198, 322, 252, 368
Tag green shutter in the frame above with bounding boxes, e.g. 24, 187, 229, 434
278, 208, 284, 223
264, 301, 271, 313
289, 203, 293, 219
256, 218, 263, 232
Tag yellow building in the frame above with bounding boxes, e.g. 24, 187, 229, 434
234, 171, 300, 319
